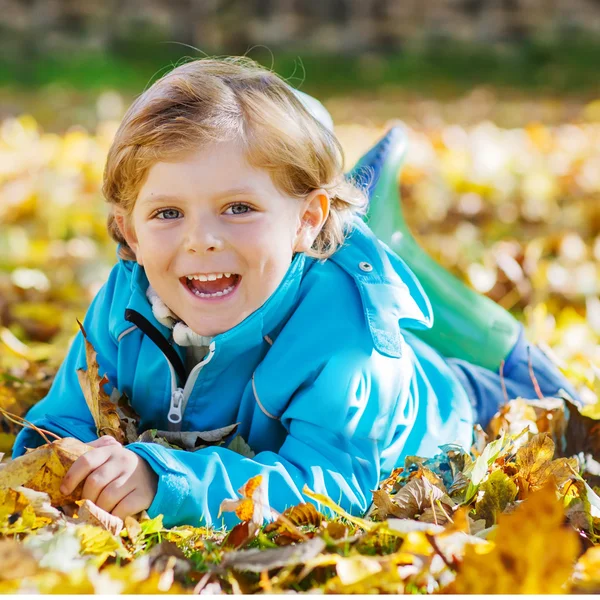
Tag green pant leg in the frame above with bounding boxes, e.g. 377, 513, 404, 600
354, 127, 520, 371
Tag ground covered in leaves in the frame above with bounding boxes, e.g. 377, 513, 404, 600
1, 92, 600, 593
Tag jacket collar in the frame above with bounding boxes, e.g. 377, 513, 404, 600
329, 216, 433, 358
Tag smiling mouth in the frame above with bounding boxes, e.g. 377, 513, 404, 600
181, 274, 241, 298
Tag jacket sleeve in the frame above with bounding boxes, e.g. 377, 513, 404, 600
126, 348, 411, 528
12, 276, 121, 457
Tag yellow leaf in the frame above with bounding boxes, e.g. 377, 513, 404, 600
218, 475, 265, 527
448, 483, 580, 594
0, 488, 51, 533
0, 437, 92, 506
77, 524, 130, 567
303, 485, 376, 531
572, 546, 600, 593
336, 555, 382, 586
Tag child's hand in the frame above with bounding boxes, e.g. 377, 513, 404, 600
60, 436, 158, 519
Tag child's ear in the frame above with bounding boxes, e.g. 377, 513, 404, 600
113, 207, 143, 265
294, 189, 330, 253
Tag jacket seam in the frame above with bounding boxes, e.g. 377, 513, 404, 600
251, 373, 279, 420
117, 324, 138, 342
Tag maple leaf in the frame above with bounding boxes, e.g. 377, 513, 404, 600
447, 483, 580, 594
514, 432, 578, 497
0, 437, 91, 505
76, 320, 125, 444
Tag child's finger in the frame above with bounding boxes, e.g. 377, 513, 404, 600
94, 475, 131, 514
81, 461, 124, 505
60, 446, 112, 496
111, 489, 147, 521
87, 436, 122, 449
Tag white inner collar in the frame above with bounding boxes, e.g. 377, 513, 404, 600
146, 286, 214, 348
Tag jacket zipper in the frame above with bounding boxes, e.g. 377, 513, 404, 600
124, 309, 216, 432
166, 342, 216, 431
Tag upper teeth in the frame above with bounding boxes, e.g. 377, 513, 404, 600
186, 273, 232, 281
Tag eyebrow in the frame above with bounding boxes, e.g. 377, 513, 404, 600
139, 188, 258, 205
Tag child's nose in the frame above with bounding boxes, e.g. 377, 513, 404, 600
183, 222, 225, 254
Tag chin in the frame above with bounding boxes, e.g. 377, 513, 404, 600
189, 321, 233, 337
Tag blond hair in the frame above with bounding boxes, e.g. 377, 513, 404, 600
103, 57, 367, 261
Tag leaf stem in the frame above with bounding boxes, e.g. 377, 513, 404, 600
0, 407, 60, 444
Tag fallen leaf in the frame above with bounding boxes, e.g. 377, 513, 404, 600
112, 389, 140, 444
137, 423, 239, 451
473, 469, 518, 527
219, 537, 326, 572
447, 483, 580, 593
572, 546, 600, 593
0, 487, 52, 533
14, 486, 62, 521
124, 515, 142, 543
266, 502, 323, 532
0, 437, 91, 505
146, 540, 193, 581
336, 554, 383, 586
0, 539, 39, 580
514, 432, 578, 497
76, 499, 124, 535
218, 475, 267, 546
77, 524, 130, 566
76, 320, 125, 443
373, 477, 452, 520
228, 434, 256, 458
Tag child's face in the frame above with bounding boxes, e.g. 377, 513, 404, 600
117, 141, 328, 336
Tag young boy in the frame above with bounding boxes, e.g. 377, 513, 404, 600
12, 57, 577, 527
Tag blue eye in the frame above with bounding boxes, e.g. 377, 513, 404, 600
155, 208, 182, 220
225, 203, 253, 215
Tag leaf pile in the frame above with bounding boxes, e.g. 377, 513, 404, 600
0, 395, 600, 593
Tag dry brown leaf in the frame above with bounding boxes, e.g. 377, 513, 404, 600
265, 502, 323, 534
514, 432, 578, 497
0, 437, 91, 505
136, 423, 239, 451
124, 515, 143, 543
76, 499, 124, 535
419, 504, 452, 526
372, 477, 452, 521
320, 520, 348, 540
113, 390, 140, 444
76, 320, 125, 444
0, 539, 39, 581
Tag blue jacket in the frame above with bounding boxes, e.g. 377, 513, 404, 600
13, 216, 474, 527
